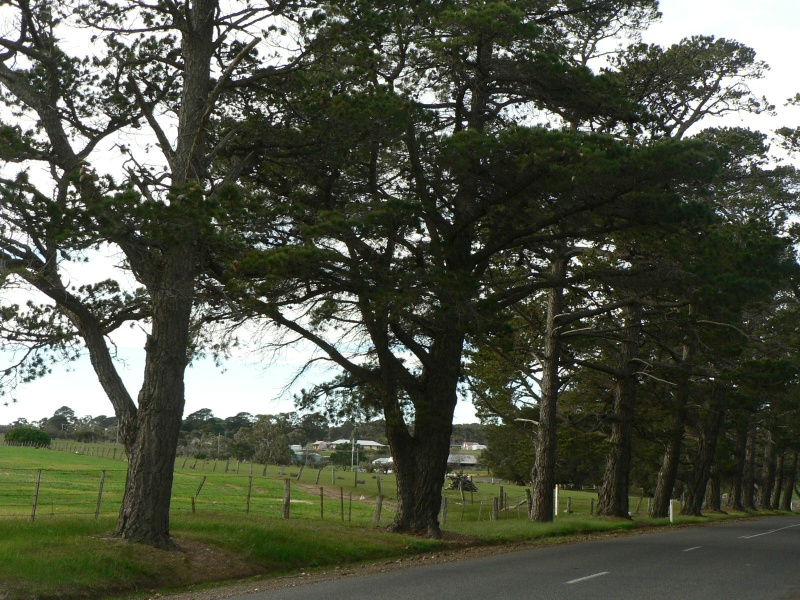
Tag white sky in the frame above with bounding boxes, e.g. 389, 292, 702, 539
2, 0, 798, 426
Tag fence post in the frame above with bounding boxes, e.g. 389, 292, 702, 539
374, 495, 383, 526
491, 497, 499, 521
181, 455, 188, 469
246, 476, 253, 514
566, 496, 572, 515
499, 486, 504, 511
31, 470, 42, 522
377, 476, 382, 496
340, 487, 344, 522
320, 487, 324, 520
315, 468, 322, 485
525, 488, 533, 520
283, 479, 291, 519
297, 465, 304, 481
478, 500, 483, 521
554, 485, 559, 518
95, 470, 106, 520
348, 492, 352, 522
441, 497, 448, 525
195, 476, 207, 504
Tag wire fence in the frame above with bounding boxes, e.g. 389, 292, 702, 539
2, 441, 656, 525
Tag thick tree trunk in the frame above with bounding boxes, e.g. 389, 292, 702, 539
387, 418, 453, 536
383, 333, 461, 537
779, 452, 797, 512
116, 244, 195, 548
728, 416, 749, 510
681, 382, 726, 516
530, 250, 566, 522
771, 450, 785, 510
743, 421, 758, 510
704, 465, 723, 512
650, 351, 692, 518
759, 430, 775, 510
597, 303, 641, 518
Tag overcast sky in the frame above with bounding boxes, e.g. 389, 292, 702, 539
2, 0, 798, 426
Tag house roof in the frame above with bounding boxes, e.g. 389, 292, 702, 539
329, 439, 387, 447
447, 454, 478, 465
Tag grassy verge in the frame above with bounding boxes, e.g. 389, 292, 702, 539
1, 443, 795, 600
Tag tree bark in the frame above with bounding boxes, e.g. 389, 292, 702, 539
779, 452, 797, 512
771, 450, 785, 510
530, 249, 566, 522
384, 352, 460, 537
597, 303, 641, 518
728, 415, 749, 510
650, 343, 693, 518
759, 429, 775, 510
743, 420, 758, 510
681, 382, 726, 516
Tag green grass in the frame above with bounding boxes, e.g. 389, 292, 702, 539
0, 442, 794, 600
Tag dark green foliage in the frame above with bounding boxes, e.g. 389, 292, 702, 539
5, 426, 51, 446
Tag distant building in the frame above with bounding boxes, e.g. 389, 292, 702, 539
329, 439, 387, 451
447, 454, 478, 468
461, 442, 487, 451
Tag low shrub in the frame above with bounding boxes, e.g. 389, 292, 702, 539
5, 426, 52, 446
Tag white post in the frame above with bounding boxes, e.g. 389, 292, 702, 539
669, 499, 674, 523
554, 484, 559, 518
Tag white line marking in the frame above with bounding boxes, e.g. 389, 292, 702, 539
566, 572, 610, 585
739, 523, 800, 539
683, 546, 702, 552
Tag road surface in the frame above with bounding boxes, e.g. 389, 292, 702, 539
233, 516, 800, 600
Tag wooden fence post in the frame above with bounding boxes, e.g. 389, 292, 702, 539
340, 487, 344, 522
566, 496, 572, 515
30, 470, 42, 522
194, 476, 207, 507
297, 465, 304, 481
478, 500, 483, 521
283, 479, 291, 519
374, 495, 383, 526
320, 487, 324, 520
348, 492, 352, 522
491, 497, 499, 521
246, 476, 253, 514
499, 486, 504, 510
95, 470, 106, 519
315, 468, 322, 485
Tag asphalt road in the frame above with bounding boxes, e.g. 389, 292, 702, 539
234, 516, 800, 600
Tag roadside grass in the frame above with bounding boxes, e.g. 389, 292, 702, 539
1, 443, 795, 600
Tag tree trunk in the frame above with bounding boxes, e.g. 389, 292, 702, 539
650, 346, 692, 518
385, 396, 457, 536
743, 421, 758, 510
728, 415, 749, 510
597, 303, 641, 518
759, 429, 775, 510
115, 243, 195, 547
530, 250, 566, 522
771, 450, 785, 510
681, 382, 726, 516
779, 452, 798, 512
704, 465, 723, 512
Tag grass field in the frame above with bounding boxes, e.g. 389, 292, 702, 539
0, 441, 791, 600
